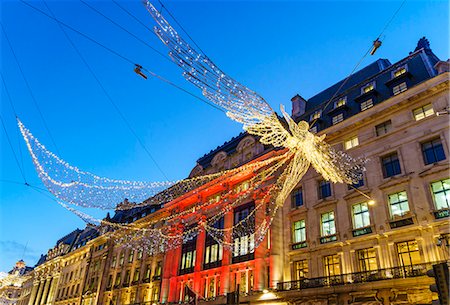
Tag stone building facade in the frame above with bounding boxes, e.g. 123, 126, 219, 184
24, 37, 449, 305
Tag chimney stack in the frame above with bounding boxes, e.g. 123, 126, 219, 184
291, 94, 307, 118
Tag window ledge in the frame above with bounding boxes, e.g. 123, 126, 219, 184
291, 241, 308, 250
314, 198, 338, 209
319, 234, 338, 244
352, 226, 373, 237
418, 161, 448, 177
378, 175, 411, 190
433, 209, 450, 219
389, 213, 414, 228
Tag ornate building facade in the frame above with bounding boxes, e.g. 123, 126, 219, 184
24, 37, 449, 305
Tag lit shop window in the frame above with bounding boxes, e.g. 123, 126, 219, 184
357, 248, 377, 272
397, 240, 421, 266
323, 254, 341, 276
293, 259, 309, 280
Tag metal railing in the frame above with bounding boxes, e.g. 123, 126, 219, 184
277, 262, 433, 291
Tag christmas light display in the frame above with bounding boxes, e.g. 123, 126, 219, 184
16, 1, 368, 255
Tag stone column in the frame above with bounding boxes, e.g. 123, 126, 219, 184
28, 281, 40, 305
220, 211, 233, 295
34, 279, 45, 305
40, 278, 51, 305
253, 199, 267, 291
47, 276, 59, 305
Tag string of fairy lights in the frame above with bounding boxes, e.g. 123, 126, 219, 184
8, 0, 372, 256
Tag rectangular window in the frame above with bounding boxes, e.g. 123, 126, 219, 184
381, 153, 401, 178
111, 256, 117, 268
292, 220, 306, 243
155, 262, 162, 277
291, 188, 303, 208
375, 120, 392, 136
144, 264, 151, 280
388, 191, 410, 217
352, 202, 370, 229
356, 248, 377, 272
334, 97, 346, 108
293, 260, 308, 280
393, 82, 407, 95
394, 67, 407, 77
137, 250, 143, 260
124, 270, 131, 285
204, 217, 224, 269
397, 240, 421, 266
413, 103, 434, 121
107, 275, 113, 288
422, 138, 446, 165
323, 254, 341, 276
332, 113, 344, 125
361, 99, 373, 111
318, 180, 332, 199
114, 273, 121, 286
128, 250, 134, 263
119, 253, 124, 266
180, 237, 197, 274
321, 211, 336, 237
344, 136, 359, 150
133, 268, 140, 282
233, 203, 255, 263
431, 179, 450, 210
362, 83, 375, 94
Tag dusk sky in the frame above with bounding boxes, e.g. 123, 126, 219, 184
0, 0, 448, 272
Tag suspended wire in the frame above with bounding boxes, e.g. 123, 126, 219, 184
19, 0, 224, 114
377, 0, 407, 40
1, 72, 26, 179
42, 0, 169, 181
79, 0, 173, 65
310, 0, 408, 129
156, 0, 207, 56
0, 114, 27, 182
0, 23, 61, 155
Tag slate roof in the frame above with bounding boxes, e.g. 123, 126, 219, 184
194, 37, 442, 168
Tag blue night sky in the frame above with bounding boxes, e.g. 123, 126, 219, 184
0, 0, 448, 271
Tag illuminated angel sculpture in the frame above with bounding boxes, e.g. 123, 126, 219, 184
145, 2, 365, 206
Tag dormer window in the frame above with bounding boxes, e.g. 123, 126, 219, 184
393, 66, 407, 78
362, 82, 375, 94
310, 110, 322, 121
334, 97, 347, 108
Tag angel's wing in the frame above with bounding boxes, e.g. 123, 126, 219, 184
145, 2, 273, 128
275, 150, 310, 206
305, 136, 364, 184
